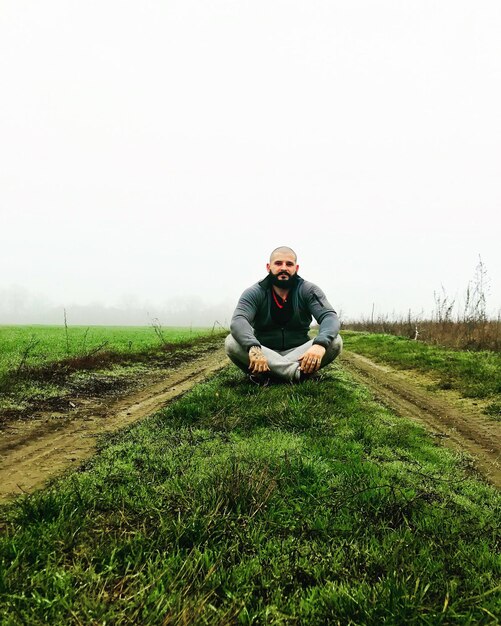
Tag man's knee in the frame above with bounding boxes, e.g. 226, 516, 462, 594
225, 334, 251, 374
224, 333, 234, 355
225, 334, 250, 366
225, 334, 243, 358
322, 334, 343, 366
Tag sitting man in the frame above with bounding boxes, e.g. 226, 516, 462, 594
225, 246, 343, 384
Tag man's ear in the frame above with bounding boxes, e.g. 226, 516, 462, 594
296, 264, 299, 273
266, 263, 271, 272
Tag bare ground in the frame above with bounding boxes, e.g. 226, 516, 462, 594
0, 347, 228, 501
341, 350, 501, 488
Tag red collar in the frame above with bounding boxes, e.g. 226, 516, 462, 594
272, 289, 288, 309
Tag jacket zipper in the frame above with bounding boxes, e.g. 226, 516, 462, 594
313, 293, 324, 307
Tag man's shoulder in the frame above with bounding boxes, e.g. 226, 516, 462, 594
298, 279, 322, 295
298, 280, 336, 313
298, 280, 333, 306
240, 281, 268, 299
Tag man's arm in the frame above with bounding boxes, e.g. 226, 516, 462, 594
230, 286, 271, 373
298, 283, 340, 373
305, 283, 340, 348
229, 285, 263, 351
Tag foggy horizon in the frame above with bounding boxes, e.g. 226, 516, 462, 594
1, 254, 497, 326
1, 1, 500, 324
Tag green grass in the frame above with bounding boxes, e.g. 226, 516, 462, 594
0, 325, 221, 414
1, 364, 499, 625
342, 331, 501, 401
0, 325, 213, 378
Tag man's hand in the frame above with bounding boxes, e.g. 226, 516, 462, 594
248, 346, 270, 374
298, 344, 326, 374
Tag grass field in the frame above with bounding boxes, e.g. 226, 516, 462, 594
0, 325, 220, 415
0, 325, 214, 378
342, 331, 501, 418
1, 361, 500, 625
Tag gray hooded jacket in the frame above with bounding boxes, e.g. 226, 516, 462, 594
230, 275, 340, 351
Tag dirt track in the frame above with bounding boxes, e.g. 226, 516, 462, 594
0, 348, 228, 501
1, 346, 499, 502
342, 351, 501, 488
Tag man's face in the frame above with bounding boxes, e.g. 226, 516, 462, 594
266, 252, 299, 286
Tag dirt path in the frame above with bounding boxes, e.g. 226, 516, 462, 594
2, 346, 499, 502
0, 348, 227, 501
341, 350, 501, 488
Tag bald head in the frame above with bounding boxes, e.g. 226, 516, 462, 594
266, 247, 299, 288
269, 246, 297, 263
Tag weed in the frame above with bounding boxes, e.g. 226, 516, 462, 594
345, 257, 501, 351
15, 335, 40, 376
484, 402, 501, 421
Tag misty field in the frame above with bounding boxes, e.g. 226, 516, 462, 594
1, 328, 500, 625
0, 325, 219, 416
0, 324, 214, 376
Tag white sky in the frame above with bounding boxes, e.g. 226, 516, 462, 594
1, 0, 500, 322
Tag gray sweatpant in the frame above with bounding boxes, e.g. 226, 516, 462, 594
224, 334, 343, 383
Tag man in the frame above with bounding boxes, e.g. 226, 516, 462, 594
225, 246, 343, 384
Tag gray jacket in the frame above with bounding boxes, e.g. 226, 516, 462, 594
230, 275, 340, 351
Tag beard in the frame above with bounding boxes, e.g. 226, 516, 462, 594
269, 271, 298, 288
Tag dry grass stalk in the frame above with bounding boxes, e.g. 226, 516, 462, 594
344, 257, 500, 351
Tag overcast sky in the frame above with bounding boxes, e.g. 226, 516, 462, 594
1, 0, 500, 324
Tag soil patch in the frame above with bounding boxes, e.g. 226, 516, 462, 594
341, 350, 501, 488
0, 345, 228, 501
0, 336, 221, 424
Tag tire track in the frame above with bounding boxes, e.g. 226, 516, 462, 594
341, 350, 501, 488
0, 348, 227, 501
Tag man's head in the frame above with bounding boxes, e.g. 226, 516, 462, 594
266, 246, 299, 288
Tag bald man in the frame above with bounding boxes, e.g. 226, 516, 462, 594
225, 246, 343, 384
